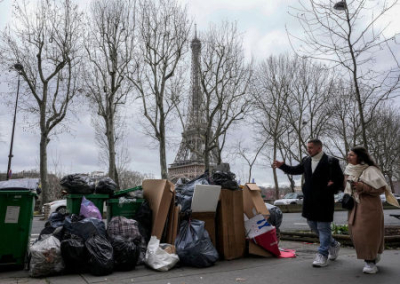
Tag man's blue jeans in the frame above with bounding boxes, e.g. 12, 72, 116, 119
307, 220, 337, 257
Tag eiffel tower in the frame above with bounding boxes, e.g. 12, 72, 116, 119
168, 30, 217, 181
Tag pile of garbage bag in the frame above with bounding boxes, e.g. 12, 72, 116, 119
29, 199, 143, 277
60, 174, 118, 195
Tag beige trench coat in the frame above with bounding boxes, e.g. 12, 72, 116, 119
347, 180, 385, 260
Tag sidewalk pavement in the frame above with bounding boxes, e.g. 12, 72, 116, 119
1, 240, 399, 284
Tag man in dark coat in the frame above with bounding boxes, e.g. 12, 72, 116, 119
273, 139, 344, 267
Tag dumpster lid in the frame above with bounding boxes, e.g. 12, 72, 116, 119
112, 185, 142, 197
0, 178, 40, 192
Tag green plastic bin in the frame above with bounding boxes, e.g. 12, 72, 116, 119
0, 190, 37, 268
112, 185, 142, 198
66, 194, 109, 216
106, 198, 144, 222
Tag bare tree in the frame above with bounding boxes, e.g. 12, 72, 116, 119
281, 56, 336, 162
288, 0, 400, 150
251, 54, 293, 199
199, 21, 253, 171
118, 170, 155, 190
128, 0, 191, 179
367, 104, 400, 189
236, 140, 267, 183
0, 0, 83, 206
84, 0, 137, 186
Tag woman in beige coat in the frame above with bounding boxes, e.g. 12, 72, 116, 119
345, 146, 399, 274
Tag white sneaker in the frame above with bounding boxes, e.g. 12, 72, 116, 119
375, 253, 381, 264
312, 253, 328, 267
363, 262, 378, 274
328, 242, 340, 260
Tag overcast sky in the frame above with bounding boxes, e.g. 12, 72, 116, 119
0, 0, 399, 187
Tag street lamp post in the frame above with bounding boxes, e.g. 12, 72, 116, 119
6, 63, 24, 180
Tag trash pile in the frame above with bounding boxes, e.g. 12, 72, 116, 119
25, 169, 286, 278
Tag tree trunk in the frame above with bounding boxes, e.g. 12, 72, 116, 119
159, 116, 168, 179
273, 141, 280, 200
106, 116, 119, 186
39, 131, 50, 208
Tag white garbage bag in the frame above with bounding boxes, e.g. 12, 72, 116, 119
144, 236, 179, 272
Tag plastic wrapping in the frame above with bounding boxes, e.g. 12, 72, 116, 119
110, 235, 140, 271
29, 236, 65, 277
0, 178, 40, 192
60, 174, 95, 194
80, 196, 102, 220
145, 236, 179, 271
175, 219, 219, 268
60, 235, 88, 273
63, 217, 106, 241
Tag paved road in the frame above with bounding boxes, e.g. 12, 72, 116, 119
279, 208, 400, 231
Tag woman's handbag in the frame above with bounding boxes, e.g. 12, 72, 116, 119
342, 193, 354, 210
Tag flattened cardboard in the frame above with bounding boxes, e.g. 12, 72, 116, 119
244, 213, 274, 239
216, 189, 246, 260
192, 211, 216, 247
191, 185, 221, 212
166, 204, 180, 244
248, 241, 274, 258
142, 179, 175, 240
243, 183, 269, 218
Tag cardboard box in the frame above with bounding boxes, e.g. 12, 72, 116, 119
248, 241, 274, 258
216, 189, 246, 260
243, 183, 269, 218
142, 179, 176, 242
166, 204, 180, 244
191, 211, 216, 247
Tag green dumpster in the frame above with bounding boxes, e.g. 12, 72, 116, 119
66, 194, 109, 216
106, 198, 144, 222
107, 186, 143, 221
0, 190, 37, 268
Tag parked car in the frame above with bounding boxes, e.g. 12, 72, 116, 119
274, 192, 304, 205
334, 192, 344, 203
42, 199, 67, 216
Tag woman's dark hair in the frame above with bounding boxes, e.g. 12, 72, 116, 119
350, 146, 377, 167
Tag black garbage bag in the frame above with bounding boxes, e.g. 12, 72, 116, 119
265, 203, 283, 229
134, 200, 152, 243
45, 212, 68, 229
133, 200, 152, 264
175, 192, 193, 213
175, 173, 209, 196
85, 235, 114, 276
94, 177, 118, 194
175, 219, 219, 268
60, 174, 95, 194
61, 235, 88, 273
175, 173, 209, 213
38, 226, 56, 241
110, 236, 140, 271
64, 217, 106, 241
211, 171, 239, 190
